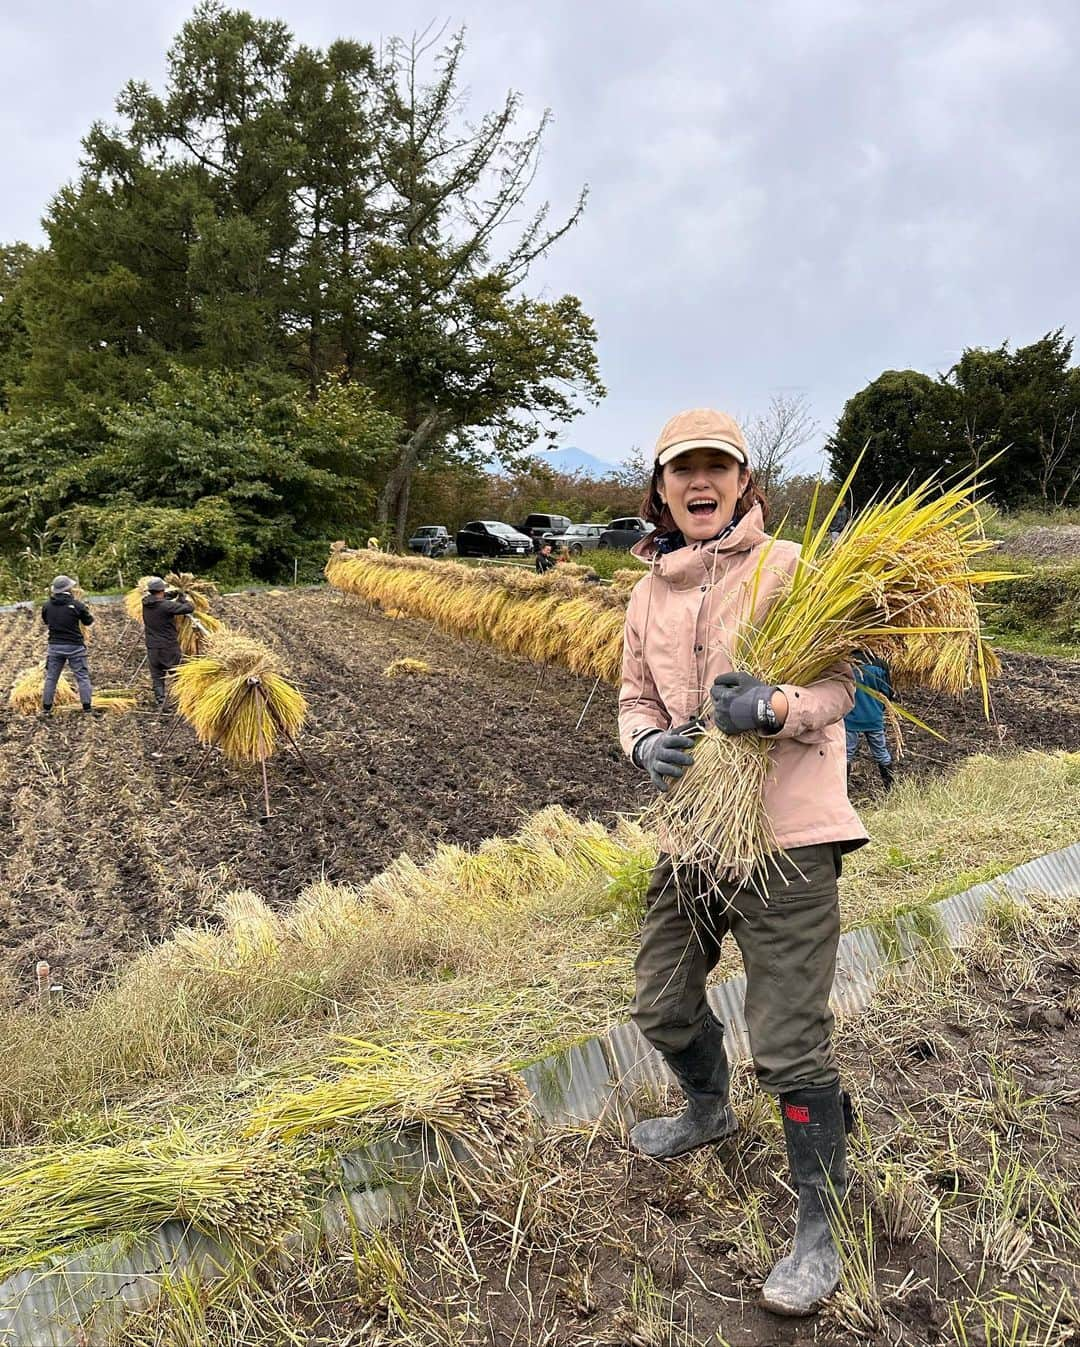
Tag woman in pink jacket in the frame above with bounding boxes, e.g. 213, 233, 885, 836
620, 407, 867, 1318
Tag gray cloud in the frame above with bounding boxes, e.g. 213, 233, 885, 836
3, 0, 1079, 472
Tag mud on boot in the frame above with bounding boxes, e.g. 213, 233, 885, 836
630, 1012, 738, 1159
761, 1082, 848, 1317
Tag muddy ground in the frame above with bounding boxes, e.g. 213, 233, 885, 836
0, 589, 1078, 1001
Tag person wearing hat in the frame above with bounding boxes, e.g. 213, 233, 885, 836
619, 409, 868, 1317
40, 575, 95, 714
141, 577, 195, 705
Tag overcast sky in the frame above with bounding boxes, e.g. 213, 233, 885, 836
3, 0, 1079, 471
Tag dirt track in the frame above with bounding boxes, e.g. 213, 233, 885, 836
0, 589, 1077, 1002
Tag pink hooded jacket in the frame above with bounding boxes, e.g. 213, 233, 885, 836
619, 505, 867, 854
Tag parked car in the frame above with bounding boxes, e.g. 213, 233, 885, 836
545, 522, 607, 555
455, 520, 534, 558
407, 525, 452, 557
517, 513, 571, 551
597, 516, 655, 549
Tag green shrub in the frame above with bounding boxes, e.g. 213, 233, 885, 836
985, 563, 1080, 642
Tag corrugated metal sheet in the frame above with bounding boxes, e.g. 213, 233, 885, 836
3, 840, 1077, 1344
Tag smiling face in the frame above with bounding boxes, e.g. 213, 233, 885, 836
659, 446, 750, 540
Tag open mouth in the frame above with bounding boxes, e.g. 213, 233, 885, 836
686, 498, 718, 518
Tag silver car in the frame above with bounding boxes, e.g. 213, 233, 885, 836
545, 522, 608, 555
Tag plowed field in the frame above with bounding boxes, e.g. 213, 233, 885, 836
1, 589, 1077, 1002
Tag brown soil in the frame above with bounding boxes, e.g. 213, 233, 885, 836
1, 590, 1078, 1002
996, 524, 1080, 563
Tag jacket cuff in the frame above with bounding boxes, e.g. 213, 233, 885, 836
773, 683, 813, 739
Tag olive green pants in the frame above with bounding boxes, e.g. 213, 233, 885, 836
630, 844, 842, 1094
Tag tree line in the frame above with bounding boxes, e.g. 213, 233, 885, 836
1, 3, 1077, 596
827, 330, 1080, 510
0, 4, 601, 591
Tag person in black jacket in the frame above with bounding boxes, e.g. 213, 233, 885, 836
41, 575, 94, 713
141, 577, 194, 704
535, 542, 558, 575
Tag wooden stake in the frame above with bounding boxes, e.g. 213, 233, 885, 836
36, 960, 51, 1012
575, 675, 602, 731
175, 742, 216, 803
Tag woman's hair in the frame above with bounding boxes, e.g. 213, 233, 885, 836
639, 462, 769, 531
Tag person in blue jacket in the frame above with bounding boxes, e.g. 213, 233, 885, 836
845, 653, 894, 789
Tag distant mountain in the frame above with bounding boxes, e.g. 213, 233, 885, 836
540, 446, 618, 478
486, 445, 621, 479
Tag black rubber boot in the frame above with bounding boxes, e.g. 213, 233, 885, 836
761, 1082, 847, 1316
877, 762, 894, 790
629, 1012, 738, 1158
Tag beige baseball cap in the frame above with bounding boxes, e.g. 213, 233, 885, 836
654, 408, 749, 468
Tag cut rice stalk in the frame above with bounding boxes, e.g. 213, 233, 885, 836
246, 1039, 531, 1160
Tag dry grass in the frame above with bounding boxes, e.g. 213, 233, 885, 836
0, 807, 652, 1146
0, 755, 1074, 1154
384, 657, 433, 678
108, 887, 1079, 1346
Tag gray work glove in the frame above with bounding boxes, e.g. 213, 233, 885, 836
711, 672, 783, 736
633, 727, 698, 791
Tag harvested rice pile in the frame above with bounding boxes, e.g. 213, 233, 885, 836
8, 666, 136, 716
326, 546, 628, 684
171, 631, 307, 763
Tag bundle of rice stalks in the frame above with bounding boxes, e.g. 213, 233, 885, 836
383, 657, 433, 678
0, 1131, 308, 1279
8, 666, 137, 716
124, 573, 225, 656
649, 469, 1007, 889
8, 664, 80, 714
172, 631, 307, 763
246, 1039, 531, 1161
325, 548, 629, 685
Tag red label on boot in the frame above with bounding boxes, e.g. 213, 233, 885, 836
784, 1103, 811, 1123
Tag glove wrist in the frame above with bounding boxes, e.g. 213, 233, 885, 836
631, 728, 662, 770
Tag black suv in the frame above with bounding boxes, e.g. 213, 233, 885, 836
455, 520, 534, 558
598, 516, 655, 550
517, 513, 571, 551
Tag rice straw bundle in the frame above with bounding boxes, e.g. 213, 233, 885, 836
649, 470, 1007, 890
8, 666, 137, 716
383, 657, 433, 677
325, 547, 631, 685
9, 664, 80, 714
172, 631, 307, 763
124, 572, 224, 656
246, 1039, 530, 1159
0, 1132, 307, 1279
